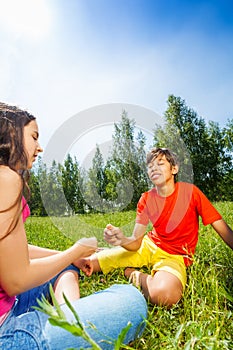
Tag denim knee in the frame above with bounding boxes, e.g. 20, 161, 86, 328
0, 311, 49, 350
44, 284, 147, 349
1, 283, 147, 350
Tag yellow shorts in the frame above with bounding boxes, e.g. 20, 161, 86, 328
97, 235, 187, 290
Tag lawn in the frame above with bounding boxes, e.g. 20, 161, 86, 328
25, 202, 233, 349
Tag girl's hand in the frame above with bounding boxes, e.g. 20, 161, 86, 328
75, 237, 98, 257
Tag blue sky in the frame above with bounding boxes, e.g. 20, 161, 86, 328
0, 0, 233, 163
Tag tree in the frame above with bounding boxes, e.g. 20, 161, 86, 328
83, 145, 108, 212
28, 157, 47, 216
153, 95, 194, 183
135, 129, 150, 192
108, 110, 149, 210
39, 160, 67, 216
28, 97, 233, 216
62, 154, 85, 214
153, 95, 232, 200
220, 119, 233, 200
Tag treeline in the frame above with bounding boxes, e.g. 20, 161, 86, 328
28, 95, 233, 216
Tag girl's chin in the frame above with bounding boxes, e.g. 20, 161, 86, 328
28, 158, 37, 168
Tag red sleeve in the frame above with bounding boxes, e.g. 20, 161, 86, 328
193, 186, 222, 225
136, 192, 150, 226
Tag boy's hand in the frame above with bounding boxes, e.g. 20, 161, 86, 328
104, 224, 125, 246
73, 258, 94, 277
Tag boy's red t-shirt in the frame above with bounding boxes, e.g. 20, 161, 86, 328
136, 182, 222, 266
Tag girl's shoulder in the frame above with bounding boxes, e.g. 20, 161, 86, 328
0, 166, 21, 186
0, 166, 22, 210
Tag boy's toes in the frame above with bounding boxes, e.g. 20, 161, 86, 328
124, 268, 141, 289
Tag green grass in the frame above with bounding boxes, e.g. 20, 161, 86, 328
25, 203, 233, 349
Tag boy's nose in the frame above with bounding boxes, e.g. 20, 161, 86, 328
151, 163, 158, 171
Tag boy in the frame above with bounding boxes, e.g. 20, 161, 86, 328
77, 148, 233, 307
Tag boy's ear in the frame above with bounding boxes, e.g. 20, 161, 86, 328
172, 165, 179, 175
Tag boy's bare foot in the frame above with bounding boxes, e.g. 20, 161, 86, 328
124, 267, 141, 288
124, 267, 136, 278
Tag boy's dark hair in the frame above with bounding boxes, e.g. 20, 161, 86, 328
146, 147, 179, 181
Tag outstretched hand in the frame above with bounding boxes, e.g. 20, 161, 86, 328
104, 224, 125, 246
76, 237, 98, 257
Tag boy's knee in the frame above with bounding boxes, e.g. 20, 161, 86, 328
150, 284, 182, 307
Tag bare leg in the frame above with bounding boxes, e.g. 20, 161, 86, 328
125, 268, 183, 307
54, 270, 80, 304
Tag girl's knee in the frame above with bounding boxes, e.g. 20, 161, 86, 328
55, 270, 79, 286
54, 270, 80, 304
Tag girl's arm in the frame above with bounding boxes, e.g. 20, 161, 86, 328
28, 244, 59, 258
0, 168, 97, 297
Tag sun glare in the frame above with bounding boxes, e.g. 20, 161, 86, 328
0, 0, 51, 40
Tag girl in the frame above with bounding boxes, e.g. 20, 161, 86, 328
0, 102, 147, 349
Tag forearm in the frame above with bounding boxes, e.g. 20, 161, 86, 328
5, 243, 87, 296
120, 236, 142, 251
28, 244, 59, 258
26, 245, 81, 289
121, 223, 146, 250
212, 219, 233, 250
220, 227, 233, 250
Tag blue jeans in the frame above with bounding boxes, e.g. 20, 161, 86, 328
0, 284, 147, 349
13, 265, 80, 316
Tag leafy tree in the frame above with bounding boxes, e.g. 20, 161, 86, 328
39, 160, 67, 216
109, 110, 149, 210
223, 118, 233, 153
135, 129, 150, 192
221, 119, 233, 200
28, 169, 44, 215
83, 145, 108, 212
28, 157, 47, 216
153, 95, 232, 200
62, 154, 85, 214
28, 98, 233, 216
152, 96, 194, 183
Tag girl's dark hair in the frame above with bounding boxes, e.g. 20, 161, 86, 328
0, 102, 36, 170
0, 103, 36, 229
146, 147, 179, 181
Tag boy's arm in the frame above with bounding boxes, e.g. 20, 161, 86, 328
104, 223, 147, 251
212, 219, 233, 250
